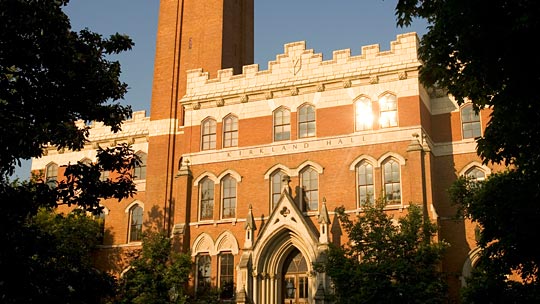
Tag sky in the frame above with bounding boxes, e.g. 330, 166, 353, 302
12, 0, 429, 180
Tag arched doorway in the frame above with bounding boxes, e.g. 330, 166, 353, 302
282, 248, 309, 304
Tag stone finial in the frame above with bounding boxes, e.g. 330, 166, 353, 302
282, 175, 291, 193
318, 197, 331, 224
244, 204, 256, 230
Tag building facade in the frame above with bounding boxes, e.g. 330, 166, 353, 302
32, 1, 501, 303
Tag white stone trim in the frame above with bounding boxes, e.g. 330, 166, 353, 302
349, 155, 379, 170
124, 200, 144, 213
458, 161, 491, 176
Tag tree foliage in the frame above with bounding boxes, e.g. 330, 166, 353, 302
320, 202, 448, 303
114, 232, 193, 304
449, 174, 540, 303
394, 1, 540, 301
0, 0, 137, 302
1, 208, 117, 303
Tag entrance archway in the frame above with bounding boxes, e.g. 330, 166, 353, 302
282, 248, 309, 304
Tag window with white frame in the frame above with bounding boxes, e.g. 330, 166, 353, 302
301, 167, 318, 211
46, 162, 58, 188
298, 104, 315, 138
383, 159, 401, 205
379, 93, 398, 128
271, 170, 285, 209
128, 204, 143, 242
223, 115, 238, 148
461, 105, 481, 139
273, 107, 291, 141
355, 96, 373, 131
201, 118, 217, 150
221, 175, 236, 219
199, 177, 214, 220
356, 161, 374, 206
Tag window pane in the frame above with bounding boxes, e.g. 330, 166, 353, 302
357, 162, 374, 206
134, 152, 147, 180
200, 179, 214, 220
355, 97, 373, 131
298, 105, 316, 138
383, 160, 401, 204
271, 171, 284, 209
129, 205, 143, 242
462, 105, 481, 139
223, 116, 238, 148
219, 253, 234, 299
202, 119, 217, 150
301, 168, 318, 211
222, 177, 236, 218
274, 109, 291, 141
379, 94, 398, 128
197, 255, 212, 289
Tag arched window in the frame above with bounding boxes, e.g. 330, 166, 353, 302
196, 254, 212, 290
301, 167, 319, 211
379, 93, 398, 128
383, 159, 401, 205
271, 170, 285, 209
134, 151, 147, 180
298, 104, 315, 138
466, 167, 486, 182
201, 118, 217, 150
199, 177, 214, 220
219, 252, 234, 300
274, 107, 291, 141
223, 115, 238, 148
356, 161, 374, 206
46, 162, 58, 188
221, 175, 236, 219
461, 104, 481, 139
355, 96, 373, 131
128, 204, 143, 242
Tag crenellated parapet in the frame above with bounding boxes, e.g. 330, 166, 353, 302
32, 110, 150, 169
181, 32, 421, 109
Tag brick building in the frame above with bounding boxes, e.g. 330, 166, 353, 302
31, 1, 501, 303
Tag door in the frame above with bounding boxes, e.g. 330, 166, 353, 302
282, 249, 309, 304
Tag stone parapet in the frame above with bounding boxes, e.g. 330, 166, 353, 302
181, 32, 421, 108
